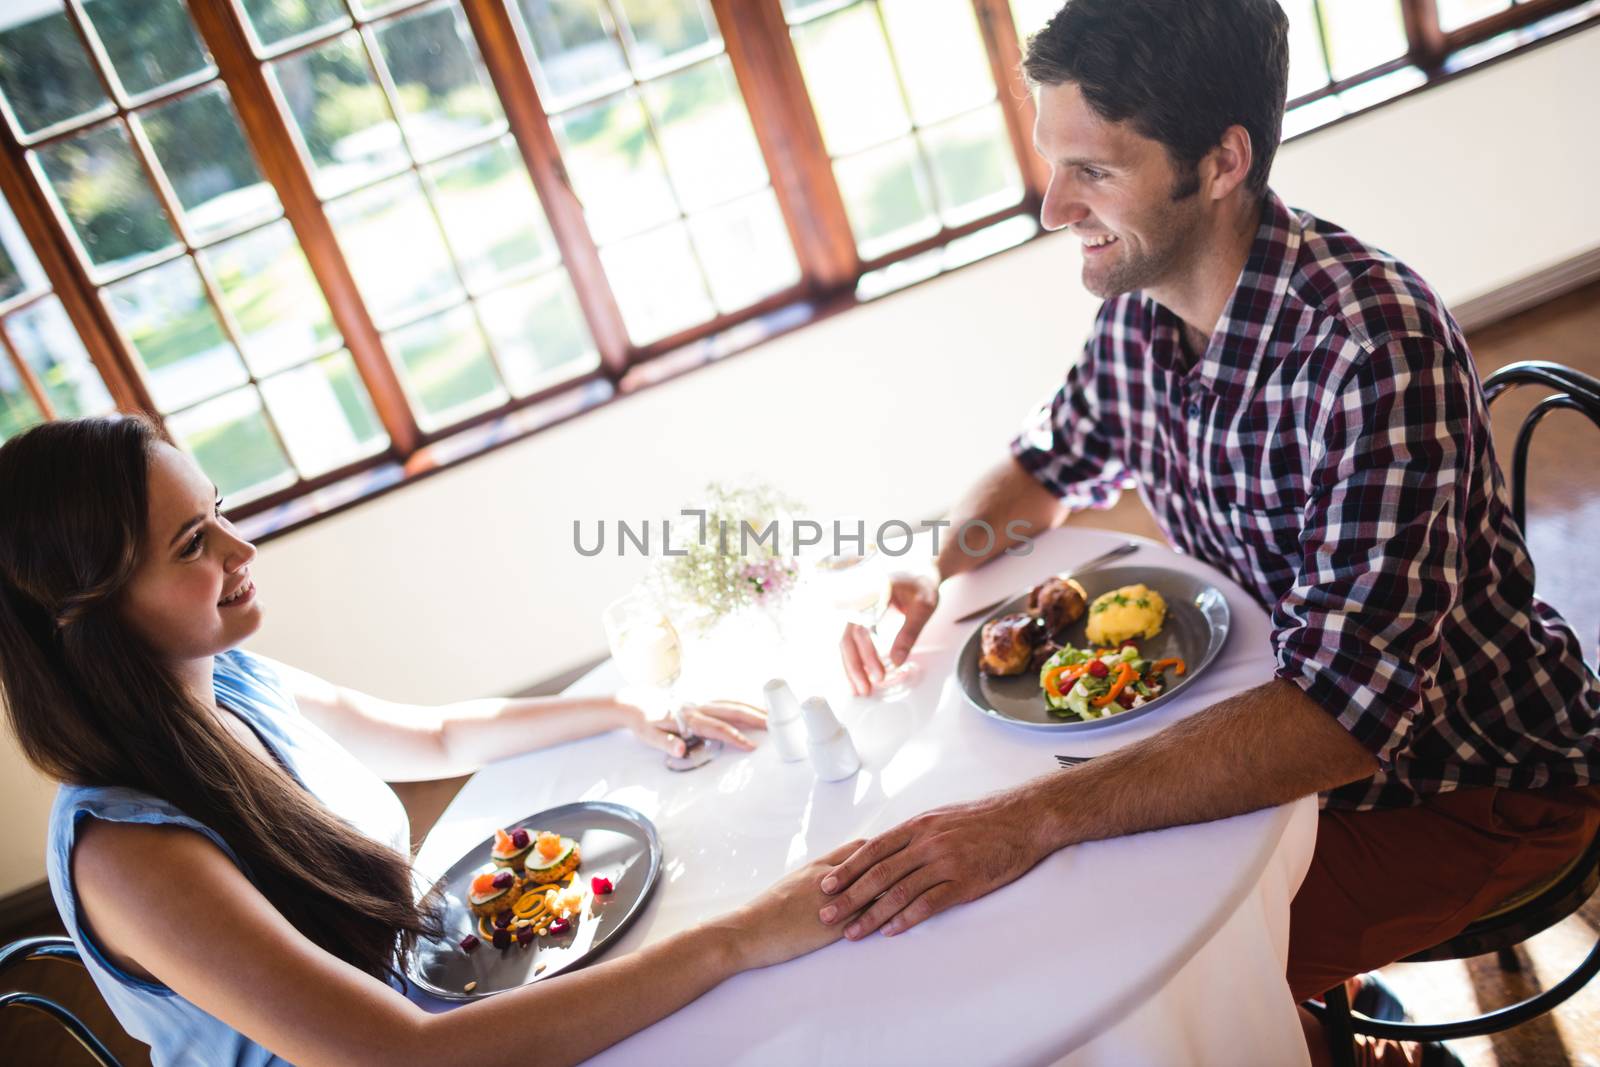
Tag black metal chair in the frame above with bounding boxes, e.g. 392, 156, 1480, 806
1307, 360, 1600, 1066
0, 935, 123, 1066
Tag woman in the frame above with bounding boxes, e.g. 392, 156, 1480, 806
0, 416, 856, 1066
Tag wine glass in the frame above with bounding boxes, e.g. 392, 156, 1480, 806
602, 588, 719, 771
814, 550, 922, 700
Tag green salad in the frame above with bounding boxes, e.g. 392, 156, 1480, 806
1039, 644, 1175, 720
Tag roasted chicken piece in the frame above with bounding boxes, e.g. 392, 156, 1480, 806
979, 612, 1048, 676
1028, 575, 1088, 639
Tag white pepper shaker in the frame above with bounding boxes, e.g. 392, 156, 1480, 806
762, 678, 809, 763
800, 696, 861, 782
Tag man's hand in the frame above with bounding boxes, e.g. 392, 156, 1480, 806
839, 571, 939, 696
815, 681, 1381, 943
816, 789, 1047, 938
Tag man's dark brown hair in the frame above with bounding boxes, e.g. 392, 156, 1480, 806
1023, 0, 1290, 199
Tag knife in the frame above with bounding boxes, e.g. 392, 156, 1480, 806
953, 541, 1142, 624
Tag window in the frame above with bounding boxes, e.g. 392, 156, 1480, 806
507, 0, 800, 344
1, 0, 384, 501
784, 0, 1025, 262
0, 197, 114, 440
251, 1, 600, 432
1009, 0, 1596, 139
0, 0, 1592, 532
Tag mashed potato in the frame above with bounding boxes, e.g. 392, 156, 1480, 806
1084, 583, 1167, 646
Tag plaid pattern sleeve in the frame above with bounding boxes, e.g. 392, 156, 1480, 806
1272, 336, 1475, 767
1010, 301, 1136, 511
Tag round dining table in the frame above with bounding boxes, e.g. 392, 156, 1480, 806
411, 527, 1318, 1066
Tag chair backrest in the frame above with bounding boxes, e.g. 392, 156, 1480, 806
1482, 360, 1600, 532
1482, 360, 1600, 663
0, 936, 123, 1067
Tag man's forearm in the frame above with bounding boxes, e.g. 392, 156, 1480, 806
934, 455, 1068, 582
1024, 679, 1380, 852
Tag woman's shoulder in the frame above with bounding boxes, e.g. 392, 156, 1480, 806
48, 783, 249, 990
216, 647, 291, 703
49, 782, 246, 886
51, 781, 193, 838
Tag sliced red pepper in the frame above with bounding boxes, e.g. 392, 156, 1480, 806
1044, 662, 1086, 699
1092, 662, 1136, 707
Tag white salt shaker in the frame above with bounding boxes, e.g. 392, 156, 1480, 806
762, 678, 809, 763
800, 696, 861, 782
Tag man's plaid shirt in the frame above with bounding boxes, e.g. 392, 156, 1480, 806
1012, 192, 1599, 810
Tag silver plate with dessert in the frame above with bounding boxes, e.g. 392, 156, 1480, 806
956, 565, 1230, 732
409, 801, 662, 1000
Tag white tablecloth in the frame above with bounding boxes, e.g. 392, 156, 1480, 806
413, 528, 1317, 1066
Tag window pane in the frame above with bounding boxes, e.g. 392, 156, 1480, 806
6, 296, 114, 417
238, 0, 350, 53
80, 0, 211, 99
104, 257, 247, 411
0, 2, 111, 138
615, 0, 719, 71
641, 56, 768, 213
781, 0, 837, 15
327, 173, 461, 328
791, 4, 910, 156
424, 136, 558, 292
553, 92, 680, 242
34, 123, 180, 277
0, 354, 44, 441
1319, 0, 1407, 81
834, 137, 937, 260
476, 272, 598, 395
0, 198, 50, 305
1280, 0, 1331, 101
1009, 0, 1060, 42
166, 386, 295, 501
513, 0, 630, 104
373, 2, 506, 163
270, 32, 407, 198
686, 189, 799, 313
878, 0, 994, 126
200, 221, 338, 377
0, 242, 25, 304
384, 304, 506, 426
599, 222, 713, 344
137, 85, 281, 243
259, 350, 387, 476
919, 104, 1023, 227
1437, 0, 1513, 33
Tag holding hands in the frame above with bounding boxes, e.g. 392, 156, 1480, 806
816, 789, 1051, 939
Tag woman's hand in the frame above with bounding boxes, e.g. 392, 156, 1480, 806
840, 571, 940, 696
717, 839, 867, 971
616, 693, 767, 758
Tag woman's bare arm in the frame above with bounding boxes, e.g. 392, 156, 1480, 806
74, 820, 853, 1066
271, 661, 765, 782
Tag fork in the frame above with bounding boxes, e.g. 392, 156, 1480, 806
1054, 754, 1093, 768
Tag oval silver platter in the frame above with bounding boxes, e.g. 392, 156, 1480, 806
408, 800, 661, 1001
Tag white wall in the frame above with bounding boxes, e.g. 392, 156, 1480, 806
4, 26, 1597, 897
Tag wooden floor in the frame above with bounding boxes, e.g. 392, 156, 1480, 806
2, 282, 1597, 1066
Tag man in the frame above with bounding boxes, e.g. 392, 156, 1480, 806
825, 1, 1600, 1063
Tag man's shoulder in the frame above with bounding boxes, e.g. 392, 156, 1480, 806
1284, 208, 1464, 357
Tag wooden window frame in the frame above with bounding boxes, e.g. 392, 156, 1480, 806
0, 0, 1593, 537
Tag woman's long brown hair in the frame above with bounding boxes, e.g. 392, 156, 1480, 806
0, 416, 441, 986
